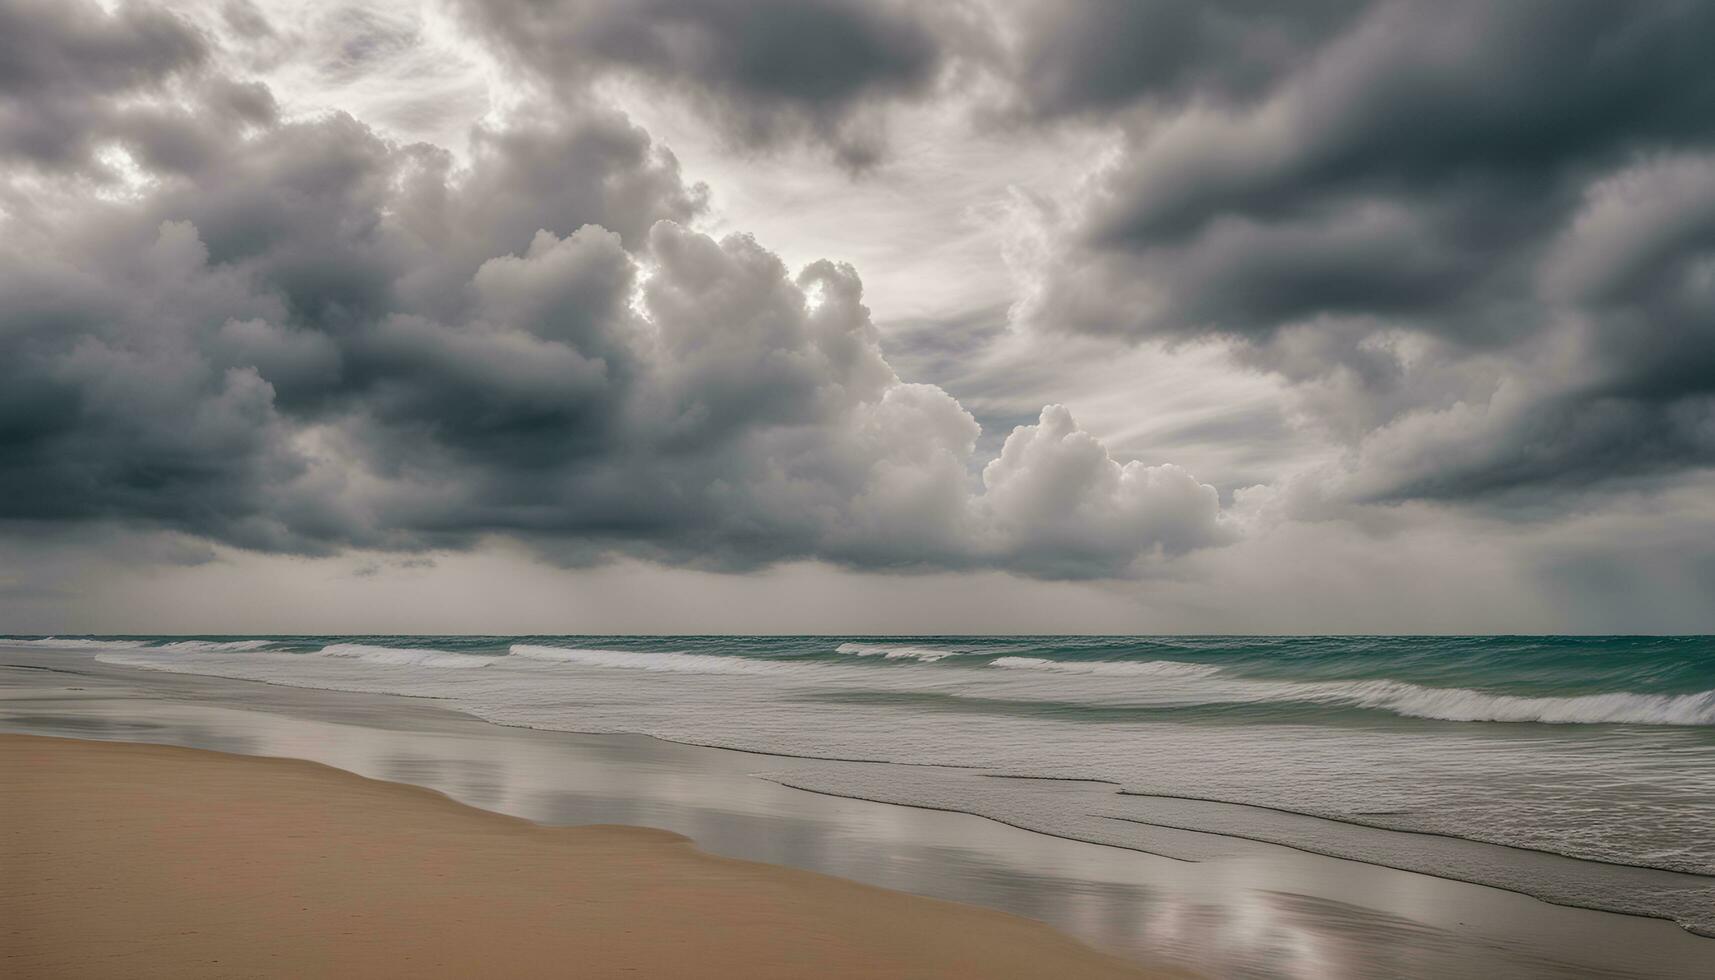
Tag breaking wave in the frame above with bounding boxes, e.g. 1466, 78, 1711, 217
44, 633, 1715, 727
2, 637, 147, 650
835, 642, 963, 662
309, 644, 498, 669
510, 645, 805, 675
1311, 680, 1715, 726
990, 656, 1224, 678
985, 658, 1715, 725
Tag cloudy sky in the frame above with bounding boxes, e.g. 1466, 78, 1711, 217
3, 0, 1714, 634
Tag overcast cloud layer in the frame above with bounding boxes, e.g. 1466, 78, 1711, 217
1011, 0, 1715, 506
2, 0, 1713, 630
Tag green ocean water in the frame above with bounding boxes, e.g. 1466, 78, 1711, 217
21, 633, 1715, 722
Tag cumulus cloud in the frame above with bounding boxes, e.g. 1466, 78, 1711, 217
1004, 0, 1715, 502
980, 405, 1232, 578
457, 0, 979, 168
0, 0, 1230, 580
0, 0, 209, 173
996, 0, 1365, 122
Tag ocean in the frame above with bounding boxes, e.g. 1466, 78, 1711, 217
13, 633, 1715, 936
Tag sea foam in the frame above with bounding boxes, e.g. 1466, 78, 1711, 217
309, 644, 498, 669
1316, 679, 1715, 726
835, 642, 962, 662
986, 656, 1715, 725
510, 645, 804, 675
990, 656, 1223, 678
3, 637, 147, 650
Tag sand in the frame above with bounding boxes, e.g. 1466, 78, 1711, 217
1, 734, 1159, 978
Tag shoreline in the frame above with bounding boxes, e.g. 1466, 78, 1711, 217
22, 651, 1707, 888
74, 638, 1715, 920
2, 733, 1159, 979
93, 652, 1715, 940
5, 648, 1714, 978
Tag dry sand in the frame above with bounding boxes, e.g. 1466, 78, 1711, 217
1, 734, 1160, 978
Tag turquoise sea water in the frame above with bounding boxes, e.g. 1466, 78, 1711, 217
30, 633, 1715, 722
11, 634, 1715, 933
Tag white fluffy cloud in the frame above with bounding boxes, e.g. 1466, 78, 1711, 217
980, 406, 1232, 576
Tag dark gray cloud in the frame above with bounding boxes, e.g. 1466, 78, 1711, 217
0, 0, 209, 174
0, 97, 699, 553
0, 0, 1229, 579
459, 0, 974, 168
1011, 0, 1715, 501
999, 0, 1365, 121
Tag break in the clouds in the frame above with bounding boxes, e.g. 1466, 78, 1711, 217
2, 0, 1714, 627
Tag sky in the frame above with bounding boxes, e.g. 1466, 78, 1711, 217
2, 0, 1714, 634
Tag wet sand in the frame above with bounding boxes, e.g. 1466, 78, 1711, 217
1, 734, 1157, 979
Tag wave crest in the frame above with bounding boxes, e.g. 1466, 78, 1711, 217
310, 644, 497, 669
834, 642, 962, 662
1323, 680, 1715, 726
2, 637, 146, 650
511, 645, 801, 675
990, 656, 1223, 678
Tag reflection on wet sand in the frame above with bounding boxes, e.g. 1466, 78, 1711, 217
2, 653, 1709, 979
0, 709, 262, 757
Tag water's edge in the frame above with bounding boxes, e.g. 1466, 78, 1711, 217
10, 635, 1715, 939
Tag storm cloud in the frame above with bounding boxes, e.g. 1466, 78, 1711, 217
458, 0, 974, 168
1008, 0, 1715, 501
7, 0, 1715, 619
0, 0, 210, 173
0, 0, 1230, 579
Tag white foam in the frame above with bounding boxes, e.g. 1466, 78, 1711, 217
1315, 680, 1715, 726
3, 637, 146, 650
309, 644, 498, 669
155, 640, 275, 652
835, 642, 961, 662
990, 656, 1224, 678
511, 645, 802, 675
986, 658, 1715, 725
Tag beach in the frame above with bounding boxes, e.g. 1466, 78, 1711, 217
8, 2, 1715, 976
2, 733, 1152, 979
5, 640, 1714, 978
